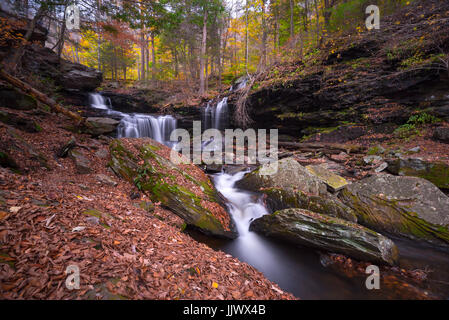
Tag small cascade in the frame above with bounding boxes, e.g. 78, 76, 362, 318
89, 93, 110, 110
202, 97, 229, 131
88, 93, 177, 147
117, 114, 177, 147
213, 170, 268, 236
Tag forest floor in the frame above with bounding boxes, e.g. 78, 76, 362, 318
0, 105, 294, 300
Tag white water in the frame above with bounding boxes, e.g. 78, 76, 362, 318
89, 93, 177, 147
213, 170, 268, 236
202, 97, 229, 131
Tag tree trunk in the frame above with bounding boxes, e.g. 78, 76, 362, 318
245, 0, 249, 73
140, 31, 146, 81
199, 9, 208, 96
290, 0, 295, 39
151, 33, 156, 82
261, 0, 267, 67
314, 0, 321, 47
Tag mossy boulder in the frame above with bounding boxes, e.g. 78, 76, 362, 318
237, 157, 357, 222
306, 164, 349, 193
109, 138, 236, 239
387, 158, 449, 189
339, 174, 449, 246
237, 157, 327, 196
0, 85, 37, 110
0, 110, 41, 133
250, 208, 398, 265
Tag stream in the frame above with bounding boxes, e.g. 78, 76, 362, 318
89, 93, 449, 300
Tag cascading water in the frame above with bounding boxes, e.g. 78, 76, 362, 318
117, 114, 177, 148
89, 93, 111, 110
88, 93, 177, 147
213, 170, 268, 236
202, 97, 228, 131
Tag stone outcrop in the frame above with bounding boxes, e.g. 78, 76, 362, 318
339, 174, 449, 246
250, 208, 398, 265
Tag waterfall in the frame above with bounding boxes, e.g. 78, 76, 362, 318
117, 114, 177, 147
213, 170, 268, 236
202, 97, 229, 131
89, 93, 110, 110
89, 93, 177, 147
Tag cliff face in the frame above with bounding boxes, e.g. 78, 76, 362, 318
232, 0, 449, 139
0, 9, 102, 105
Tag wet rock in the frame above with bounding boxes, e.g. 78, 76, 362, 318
237, 158, 357, 222
130, 192, 140, 200
59, 62, 103, 93
237, 157, 327, 196
95, 148, 109, 159
375, 162, 389, 173
95, 174, 117, 187
1, 127, 49, 171
69, 150, 92, 174
386, 158, 449, 189
0, 110, 41, 133
203, 163, 222, 174
305, 164, 349, 193
363, 155, 382, 165
408, 147, 421, 153
86, 118, 120, 136
0, 85, 37, 110
250, 208, 398, 265
109, 138, 236, 239
339, 174, 449, 246
57, 136, 76, 158
433, 127, 449, 143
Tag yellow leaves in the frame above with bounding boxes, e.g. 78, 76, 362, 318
212, 282, 218, 289
395, 21, 401, 25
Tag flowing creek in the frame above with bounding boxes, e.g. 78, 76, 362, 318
90, 93, 449, 299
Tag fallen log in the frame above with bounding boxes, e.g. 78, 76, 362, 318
0, 68, 90, 127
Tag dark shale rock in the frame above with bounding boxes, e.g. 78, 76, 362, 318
250, 208, 398, 265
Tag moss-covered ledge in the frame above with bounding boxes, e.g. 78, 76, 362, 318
109, 138, 237, 239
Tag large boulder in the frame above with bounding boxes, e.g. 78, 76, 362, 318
86, 117, 120, 136
109, 138, 236, 239
0, 85, 37, 110
236, 157, 357, 222
433, 127, 449, 143
250, 208, 398, 265
387, 158, 449, 189
59, 62, 103, 93
0, 110, 41, 133
339, 174, 449, 246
